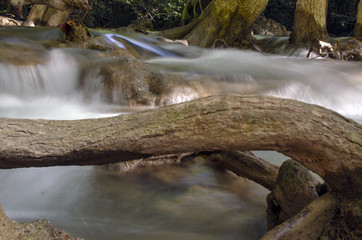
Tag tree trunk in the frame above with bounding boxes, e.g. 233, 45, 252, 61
161, 0, 269, 47
291, 0, 328, 44
0, 95, 360, 199
9, 0, 90, 11
355, 0, 362, 39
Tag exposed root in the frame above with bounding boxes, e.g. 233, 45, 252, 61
212, 39, 229, 48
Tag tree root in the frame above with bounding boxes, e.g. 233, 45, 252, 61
261, 193, 338, 240
208, 151, 279, 191
160, 16, 203, 40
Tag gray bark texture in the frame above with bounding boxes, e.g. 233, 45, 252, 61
0, 95, 361, 198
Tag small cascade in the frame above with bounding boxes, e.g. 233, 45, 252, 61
103, 33, 180, 59
0, 48, 118, 120
147, 49, 362, 119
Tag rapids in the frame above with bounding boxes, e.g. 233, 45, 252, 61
0, 27, 361, 239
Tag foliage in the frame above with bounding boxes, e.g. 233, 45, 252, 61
327, 0, 359, 36
263, 0, 359, 36
263, 0, 296, 31
0, 2, 8, 16
84, 0, 187, 30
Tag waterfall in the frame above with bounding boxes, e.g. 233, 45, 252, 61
0, 49, 119, 120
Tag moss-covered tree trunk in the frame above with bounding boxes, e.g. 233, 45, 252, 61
162, 0, 269, 47
291, 0, 328, 44
355, 0, 362, 39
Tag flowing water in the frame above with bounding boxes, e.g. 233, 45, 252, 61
0, 27, 361, 240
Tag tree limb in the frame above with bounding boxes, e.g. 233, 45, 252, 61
208, 151, 279, 191
0, 95, 361, 197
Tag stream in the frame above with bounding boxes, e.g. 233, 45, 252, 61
0, 27, 361, 240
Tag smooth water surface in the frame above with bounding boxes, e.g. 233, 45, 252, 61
0, 160, 269, 240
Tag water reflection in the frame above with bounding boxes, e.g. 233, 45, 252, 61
0, 158, 268, 240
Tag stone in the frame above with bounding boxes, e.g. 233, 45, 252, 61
266, 159, 322, 229
252, 15, 290, 36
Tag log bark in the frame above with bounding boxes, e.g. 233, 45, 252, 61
291, 0, 328, 44
0, 95, 361, 198
355, 0, 362, 39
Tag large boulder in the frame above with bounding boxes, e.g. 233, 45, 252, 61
266, 159, 324, 229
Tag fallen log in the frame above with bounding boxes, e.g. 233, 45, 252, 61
0, 95, 361, 199
208, 151, 279, 191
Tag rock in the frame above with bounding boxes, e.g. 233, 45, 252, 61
22, 19, 35, 26
0, 204, 83, 240
60, 21, 91, 42
266, 159, 322, 229
252, 15, 290, 36
127, 18, 154, 32
332, 37, 362, 61
0, 16, 23, 26
97, 55, 204, 106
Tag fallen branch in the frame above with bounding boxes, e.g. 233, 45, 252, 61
0, 95, 361, 198
208, 151, 279, 190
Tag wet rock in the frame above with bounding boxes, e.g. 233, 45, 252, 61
266, 159, 322, 229
332, 37, 362, 61
252, 15, 290, 36
0, 41, 48, 65
98, 56, 154, 105
0, 204, 83, 240
98, 55, 204, 106
127, 18, 154, 32
0, 16, 22, 26
60, 21, 91, 42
